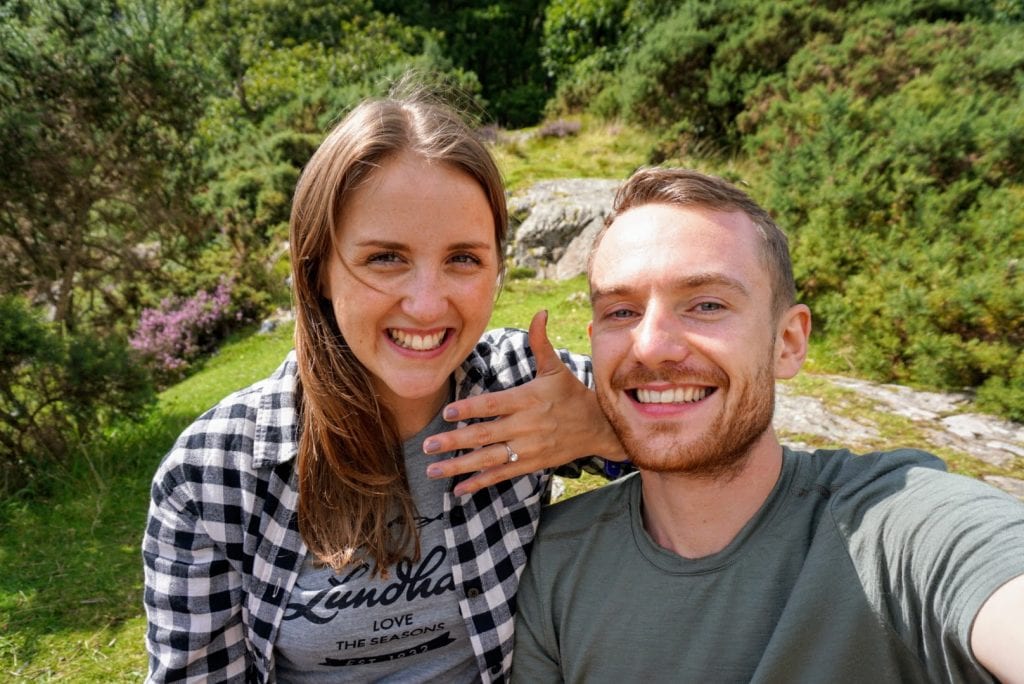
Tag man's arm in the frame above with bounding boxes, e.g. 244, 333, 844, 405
972, 573, 1024, 684
511, 552, 563, 682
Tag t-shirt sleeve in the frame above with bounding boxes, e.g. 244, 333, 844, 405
835, 451, 1024, 677
511, 542, 563, 682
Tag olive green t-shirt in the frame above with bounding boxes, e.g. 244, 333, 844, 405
512, 448, 1024, 683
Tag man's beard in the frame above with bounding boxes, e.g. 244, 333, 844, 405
597, 356, 776, 480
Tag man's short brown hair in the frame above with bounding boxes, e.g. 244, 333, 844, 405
590, 167, 796, 320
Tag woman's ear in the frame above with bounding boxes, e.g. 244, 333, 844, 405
774, 304, 811, 380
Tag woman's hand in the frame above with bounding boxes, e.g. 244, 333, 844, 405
423, 310, 626, 496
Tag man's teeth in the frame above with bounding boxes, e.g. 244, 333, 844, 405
389, 329, 445, 351
636, 387, 709, 404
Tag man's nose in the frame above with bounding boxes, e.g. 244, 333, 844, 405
632, 302, 689, 368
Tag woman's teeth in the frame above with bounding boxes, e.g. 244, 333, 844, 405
389, 329, 445, 351
636, 387, 709, 404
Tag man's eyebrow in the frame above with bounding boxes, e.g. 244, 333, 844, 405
590, 273, 751, 302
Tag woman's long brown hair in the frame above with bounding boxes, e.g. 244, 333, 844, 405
289, 92, 508, 576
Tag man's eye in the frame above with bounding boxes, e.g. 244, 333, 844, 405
696, 302, 724, 312
609, 309, 636, 319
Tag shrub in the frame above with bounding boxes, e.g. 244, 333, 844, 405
0, 296, 154, 495
744, 18, 1024, 416
130, 279, 241, 384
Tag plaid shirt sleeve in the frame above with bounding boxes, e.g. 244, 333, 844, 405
142, 385, 269, 683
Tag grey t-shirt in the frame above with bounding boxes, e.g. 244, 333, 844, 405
512, 447, 1024, 683
275, 409, 477, 683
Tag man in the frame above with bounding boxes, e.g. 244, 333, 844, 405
511, 168, 1024, 683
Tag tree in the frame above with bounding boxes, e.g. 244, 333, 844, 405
0, 0, 210, 333
376, 0, 549, 126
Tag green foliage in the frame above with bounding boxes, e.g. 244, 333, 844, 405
0, 296, 154, 495
377, 0, 550, 126
0, 0, 211, 333
744, 18, 1024, 412
538, 1, 1024, 418
541, 0, 631, 80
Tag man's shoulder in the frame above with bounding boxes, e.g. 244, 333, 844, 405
798, 446, 946, 494
800, 446, 1021, 524
538, 472, 637, 540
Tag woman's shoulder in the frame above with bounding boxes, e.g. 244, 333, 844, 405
154, 352, 299, 486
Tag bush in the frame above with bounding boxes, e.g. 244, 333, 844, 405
744, 18, 1024, 416
130, 279, 241, 384
0, 296, 154, 495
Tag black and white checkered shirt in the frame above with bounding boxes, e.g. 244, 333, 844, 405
143, 328, 613, 683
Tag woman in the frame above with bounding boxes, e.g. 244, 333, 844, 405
143, 92, 623, 683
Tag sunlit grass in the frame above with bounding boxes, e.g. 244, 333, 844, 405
0, 323, 295, 682
492, 116, 656, 192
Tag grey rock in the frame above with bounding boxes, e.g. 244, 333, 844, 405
775, 385, 880, 446
773, 378, 1024, 497
509, 179, 619, 280
258, 307, 294, 335
827, 376, 971, 420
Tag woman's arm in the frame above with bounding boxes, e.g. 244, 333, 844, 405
423, 310, 626, 496
143, 457, 247, 682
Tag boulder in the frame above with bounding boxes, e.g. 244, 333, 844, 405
508, 178, 619, 280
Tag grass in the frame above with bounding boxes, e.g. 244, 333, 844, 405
492, 116, 658, 192
0, 323, 295, 681
493, 274, 593, 353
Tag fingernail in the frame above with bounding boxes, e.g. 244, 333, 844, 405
453, 484, 469, 496
443, 406, 458, 420
423, 438, 439, 454
426, 464, 443, 478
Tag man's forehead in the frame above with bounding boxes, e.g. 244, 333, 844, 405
585, 201, 770, 301
591, 203, 762, 276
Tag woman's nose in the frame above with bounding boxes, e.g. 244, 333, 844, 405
400, 268, 449, 321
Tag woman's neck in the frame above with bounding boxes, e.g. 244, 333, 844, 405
379, 379, 453, 441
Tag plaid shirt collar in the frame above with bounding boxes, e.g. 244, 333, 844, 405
248, 341, 497, 468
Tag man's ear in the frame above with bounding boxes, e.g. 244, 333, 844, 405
774, 304, 811, 380
587, 321, 593, 341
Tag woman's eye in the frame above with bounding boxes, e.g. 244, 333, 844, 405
450, 252, 483, 266
366, 251, 402, 265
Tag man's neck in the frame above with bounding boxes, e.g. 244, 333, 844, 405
638, 431, 784, 559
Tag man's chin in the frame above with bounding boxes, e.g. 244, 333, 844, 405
629, 447, 753, 481
615, 422, 765, 480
